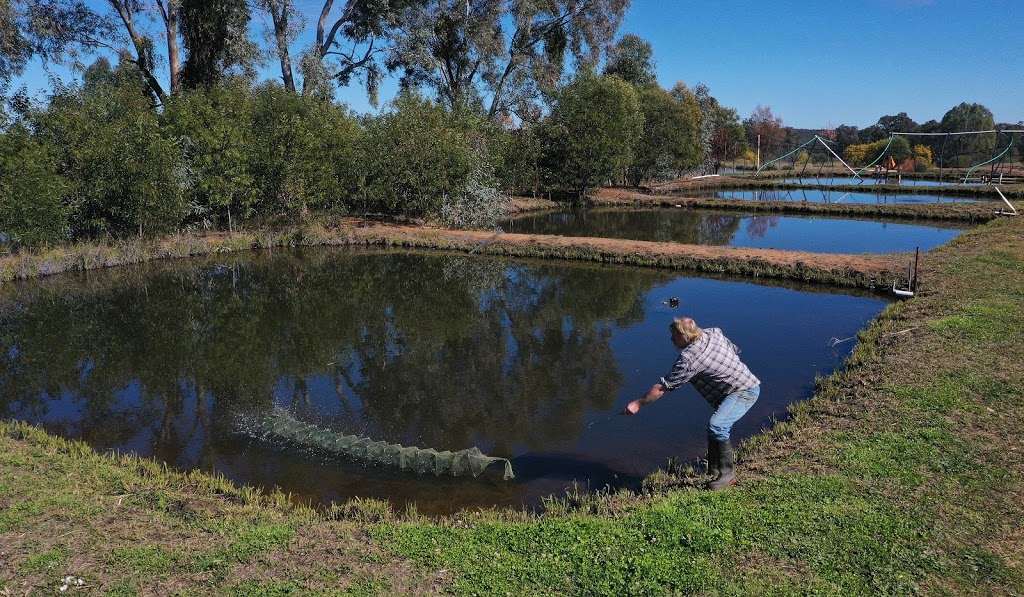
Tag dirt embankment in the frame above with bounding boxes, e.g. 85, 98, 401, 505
342, 218, 907, 290
513, 186, 1004, 222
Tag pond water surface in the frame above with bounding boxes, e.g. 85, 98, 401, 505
776, 177, 983, 187
0, 249, 889, 515
688, 188, 981, 204
501, 208, 965, 253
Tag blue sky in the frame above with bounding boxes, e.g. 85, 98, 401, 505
618, 0, 1024, 129
13, 0, 1024, 129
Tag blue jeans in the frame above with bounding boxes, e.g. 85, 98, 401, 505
708, 385, 760, 442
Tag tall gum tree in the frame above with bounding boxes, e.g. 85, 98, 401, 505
602, 33, 655, 88
255, 0, 301, 92
1, 1, 115, 86
105, 0, 166, 102
392, 0, 630, 122
299, 0, 418, 103
178, 0, 257, 90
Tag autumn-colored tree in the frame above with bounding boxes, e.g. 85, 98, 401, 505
744, 104, 785, 158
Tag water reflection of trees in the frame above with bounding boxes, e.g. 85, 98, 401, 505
744, 216, 780, 239
0, 250, 670, 466
503, 209, 743, 245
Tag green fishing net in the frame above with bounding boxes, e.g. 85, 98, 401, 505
262, 410, 515, 480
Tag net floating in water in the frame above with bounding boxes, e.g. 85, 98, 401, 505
262, 410, 515, 480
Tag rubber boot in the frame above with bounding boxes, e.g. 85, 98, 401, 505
707, 438, 720, 480
708, 439, 736, 490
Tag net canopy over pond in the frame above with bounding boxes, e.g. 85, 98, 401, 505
262, 410, 515, 480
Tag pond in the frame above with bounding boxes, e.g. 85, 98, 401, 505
775, 176, 984, 187
0, 249, 889, 515
501, 208, 966, 254
688, 188, 981, 204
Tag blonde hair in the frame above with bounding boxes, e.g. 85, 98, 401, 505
670, 317, 702, 345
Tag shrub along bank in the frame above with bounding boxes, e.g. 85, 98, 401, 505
1, 215, 1022, 594
1, 70, 711, 251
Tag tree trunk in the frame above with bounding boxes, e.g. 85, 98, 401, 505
110, 0, 167, 102
268, 0, 295, 92
158, 0, 182, 95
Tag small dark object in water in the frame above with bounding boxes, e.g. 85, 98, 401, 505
669, 297, 679, 308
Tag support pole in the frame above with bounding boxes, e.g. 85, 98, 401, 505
995, 186, 1018, 216
816, 136, 862, 179
913, 247, 920, 292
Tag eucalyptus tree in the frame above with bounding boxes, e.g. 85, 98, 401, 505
0, 0, 114, 86
154, 0, 181, 95
541, 73, 641, 197
876, 112, 919, 135
391, 0, 630, 122
98, 0, 245, 98
178, 0, 257, 89
626, 83, 701, 186
602, 33, 655, 88
298, 0, 421, 103
831, 124, 861, 157
694, 84, 745, 173
104, 0, 169, 101
938, 102, 995, 166
254, 0, 302, 92
1, 0, 33, 86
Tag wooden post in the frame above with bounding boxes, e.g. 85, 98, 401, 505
913, 247, 920, 292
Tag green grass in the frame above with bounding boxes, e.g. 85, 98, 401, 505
373, 475, 937, 595
17, 546, 68, 575
2, 214, 1023, 594
107, 545, 183, 574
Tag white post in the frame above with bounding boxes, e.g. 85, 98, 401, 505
995, 186, 1018, 216
816, 136, 861, 179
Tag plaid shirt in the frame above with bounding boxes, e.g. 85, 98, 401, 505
660, 328, 760, 406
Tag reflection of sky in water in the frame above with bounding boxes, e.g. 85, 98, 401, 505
0, 250, 888, 514
777, 177, 985, 187
502, 209, 967, 254
694, 188, 980, 203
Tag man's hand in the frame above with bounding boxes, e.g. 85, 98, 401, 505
622, 383, 666, 415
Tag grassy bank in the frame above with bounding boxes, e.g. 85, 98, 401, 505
664, 169, 1024, 200
0, 219, 904, 290
587, 187, 1007, 223
2, 216, 1022, 594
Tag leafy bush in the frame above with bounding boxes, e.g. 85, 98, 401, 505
162, 79, 257, 232
439, 167, 509, 230
542, 74, 642, 197
843, 136, 912, 168
493, 127, 543, 197
247, 83, 363, 220
0, 125, 70, 248
359, 92, 490, 219
30, 67, 187, 239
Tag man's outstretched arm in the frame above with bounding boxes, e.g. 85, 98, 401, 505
623, 383, 667, 415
